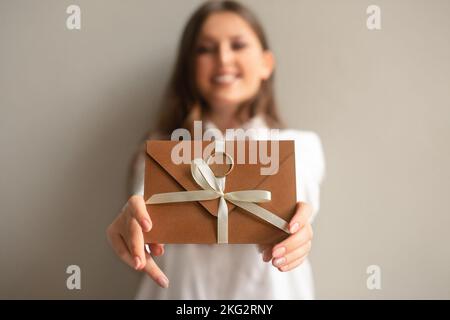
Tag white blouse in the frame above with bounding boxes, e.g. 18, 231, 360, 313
132, 116, 325, 299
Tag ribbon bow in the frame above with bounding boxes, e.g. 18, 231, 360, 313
146, 158, 290, 243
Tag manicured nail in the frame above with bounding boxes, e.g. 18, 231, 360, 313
142, 219, 151, 232
272, 247, 286, 258
157, 276, 169, 289
290, 222, 299, 234
273, 257, 286, 267
134, 256, 141, 270
280, 264, 290, 272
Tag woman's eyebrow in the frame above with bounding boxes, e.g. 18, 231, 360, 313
198, 34, 246, 43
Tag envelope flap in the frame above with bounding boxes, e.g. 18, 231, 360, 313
223, 140, 294, 196
146, 140, 295, 217
146, 141, 222, 216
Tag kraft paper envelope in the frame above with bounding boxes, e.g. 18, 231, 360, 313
143, 140, 297, 244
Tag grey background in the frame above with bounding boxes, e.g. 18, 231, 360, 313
1, 0, 449, 299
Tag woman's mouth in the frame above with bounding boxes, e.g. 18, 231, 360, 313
212, 73, 241, 85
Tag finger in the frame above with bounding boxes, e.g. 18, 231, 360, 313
258, 244, 272, 262
147, 243, 165, 256
272, 223, 313, 258
288, 202, 312, 234
128, 195, 152, 232
272, 241, 311, 268
278, 257, 306, 272
262, 246, 273, 262
106, 227, 136, 269
125, 218, 146, 270
257, 244, 265, 253
143, 253, 169, 289
258, 243, 271, 253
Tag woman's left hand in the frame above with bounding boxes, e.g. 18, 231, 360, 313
260, 202, 314, 272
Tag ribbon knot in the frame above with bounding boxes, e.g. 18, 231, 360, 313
146, 157, 289, 243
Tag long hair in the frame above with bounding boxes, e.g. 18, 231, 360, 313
128, 0, 283, 195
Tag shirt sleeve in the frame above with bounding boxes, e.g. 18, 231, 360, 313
289, 130, 326, 223
130, 151, 145, 197
129, 132, 169, 197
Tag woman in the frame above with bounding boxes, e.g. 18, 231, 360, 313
106, 0, 325, 299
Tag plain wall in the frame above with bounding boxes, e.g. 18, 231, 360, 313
0, 0, 449, 299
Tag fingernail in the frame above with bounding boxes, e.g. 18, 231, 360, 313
290, 222, 299, 234
134, 256, 141, 270
273, 257, 286, 267
280, 265, 289, 272
157, 276, 169, 289
142, 220, 151, 232
272, 247, 286, 258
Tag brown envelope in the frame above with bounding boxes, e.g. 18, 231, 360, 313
143, 140, 297, 244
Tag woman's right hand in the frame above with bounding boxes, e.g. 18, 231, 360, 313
106, 195, 169, 288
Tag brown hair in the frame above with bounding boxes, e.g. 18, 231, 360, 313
128, 0, 283, 195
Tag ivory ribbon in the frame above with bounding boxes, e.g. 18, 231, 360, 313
146, 155, 290, 243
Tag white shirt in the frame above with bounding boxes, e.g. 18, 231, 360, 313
132, 116, 325, 299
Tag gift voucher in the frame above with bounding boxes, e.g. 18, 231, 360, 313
144, 140, 297, 244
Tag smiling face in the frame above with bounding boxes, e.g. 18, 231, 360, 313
195, 12, 274, 115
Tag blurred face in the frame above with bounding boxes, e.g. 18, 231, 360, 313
195, 12, 274, 115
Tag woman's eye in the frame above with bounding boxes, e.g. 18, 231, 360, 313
196, 45, 215, 54
232, 42, 247, 51
196, 41, 246, 54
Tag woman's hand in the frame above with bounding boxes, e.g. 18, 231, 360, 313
260, 202, 314, 272
106, 195, 169, 288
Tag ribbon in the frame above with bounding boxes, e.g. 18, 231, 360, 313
145, 156, 290, 243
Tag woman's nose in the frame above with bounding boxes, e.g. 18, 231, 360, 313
217, 43, 234, 65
